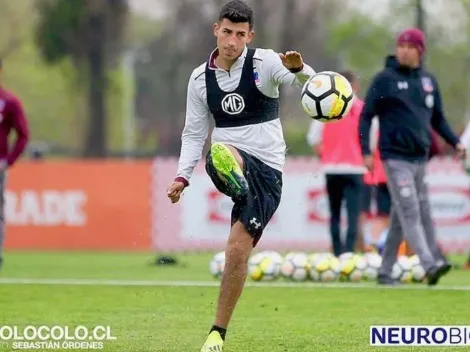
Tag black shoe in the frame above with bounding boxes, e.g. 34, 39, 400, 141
377, 274, 402, 286
427, 262, 452, 286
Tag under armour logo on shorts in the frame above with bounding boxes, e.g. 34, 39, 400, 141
250, 217, 261, 229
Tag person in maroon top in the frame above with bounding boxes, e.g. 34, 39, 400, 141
0, 58, 30, 269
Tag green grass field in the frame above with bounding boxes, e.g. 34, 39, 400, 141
0, 252, 469, 351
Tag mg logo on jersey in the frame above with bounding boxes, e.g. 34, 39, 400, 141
221, 93, 245, 115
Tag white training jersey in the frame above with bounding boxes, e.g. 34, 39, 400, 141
175, 46, 316, 182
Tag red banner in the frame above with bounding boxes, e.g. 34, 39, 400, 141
5, 161, 152, 250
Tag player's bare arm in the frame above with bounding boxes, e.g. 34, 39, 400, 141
168, 62, 211, 204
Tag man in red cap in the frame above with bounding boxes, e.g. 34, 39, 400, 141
359, 28, 466, 286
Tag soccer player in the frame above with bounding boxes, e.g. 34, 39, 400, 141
166, 1, 316, 351
306, 70, 366, 256
0, 57, 30, 269
359, 28, 466, 286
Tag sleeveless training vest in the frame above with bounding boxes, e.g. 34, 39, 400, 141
205, 48, 279, 128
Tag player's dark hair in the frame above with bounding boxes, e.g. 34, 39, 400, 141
218, 0, 254, 30
339, 70, 356, 84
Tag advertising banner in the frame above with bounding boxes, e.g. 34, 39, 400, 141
5, 161, 152, 250
152, 157, 470, 253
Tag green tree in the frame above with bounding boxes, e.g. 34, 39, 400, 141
35, 0, 129, 157
325, 14, 395, 95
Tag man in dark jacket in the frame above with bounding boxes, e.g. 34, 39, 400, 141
359, 28, 466, 286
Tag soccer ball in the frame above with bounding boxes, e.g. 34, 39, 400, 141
248, 252, 281, 281
309, 256, 340, 282
248, 251, 282, 281
284, 252, 305, 261
338, 252, 356, 262
339, 255, 367, 282
259, 250, 284, 267
209, 251, 225, 278
280, 253, 309, 282
308, 252, 335, 263
363, 252, 382, 281
409, 255, 426, 283
301, 71, 354, 122
391, 255, 413, 283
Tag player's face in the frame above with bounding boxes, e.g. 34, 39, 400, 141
214, 19, 254, 61
396, 43, 420, 68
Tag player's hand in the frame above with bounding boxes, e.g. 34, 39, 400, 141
167, 181, 185, 204
455, 143, 467, 159
363, 155, 374, 172
280, 51, 303, 71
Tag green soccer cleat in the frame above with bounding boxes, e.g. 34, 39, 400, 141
201, 331, 224, 352
210, 142, 249, 197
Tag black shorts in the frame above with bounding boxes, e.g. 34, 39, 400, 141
361, 183, 373, 214
205, 148, 282, 246
361, 183, 391, 216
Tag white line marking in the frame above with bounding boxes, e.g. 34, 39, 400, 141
0, 278, 469, 291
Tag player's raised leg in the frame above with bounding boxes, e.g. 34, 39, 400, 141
201, 143, 250, 352
202, 154, 281, 351
208, 142, 248, 198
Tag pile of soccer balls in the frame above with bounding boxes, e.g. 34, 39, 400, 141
209, 250, 426, 284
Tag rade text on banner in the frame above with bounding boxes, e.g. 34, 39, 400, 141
5, 161, 152, 250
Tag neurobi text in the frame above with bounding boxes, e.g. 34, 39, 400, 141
0, 325, 116, 350
370, 326, 470, 346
